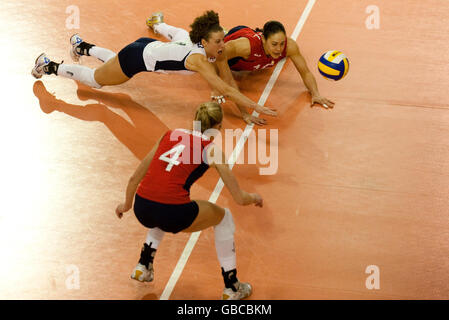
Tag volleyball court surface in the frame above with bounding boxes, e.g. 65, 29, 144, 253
1, 0, 449, 299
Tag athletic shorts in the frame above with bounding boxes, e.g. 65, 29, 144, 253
118, 37, 157, 78
133, 193, 199, 233
225, 26, 248, 67
226, 25, 248, 36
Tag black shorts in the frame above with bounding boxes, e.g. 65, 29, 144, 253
133, 193, 199, 234
118, 37, 157, 78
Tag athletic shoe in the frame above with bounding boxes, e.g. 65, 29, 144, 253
222, 281, 252, 300
131, 263, 154, 282
146, 11, 164, 34
69, 33, 83, 62
31, 53, 51, 79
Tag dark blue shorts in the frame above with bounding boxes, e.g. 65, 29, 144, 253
118, 37, 157, 78
225, 26, 249, 68
225, 25, 248, 36
133, 194, 199, 234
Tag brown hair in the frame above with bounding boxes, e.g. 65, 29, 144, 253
194, 102, 223, 132
189, 10, 223, 44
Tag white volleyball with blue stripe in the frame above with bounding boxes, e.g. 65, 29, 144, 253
318, 50, 349, 81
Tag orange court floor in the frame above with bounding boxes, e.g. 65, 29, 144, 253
1, 0, 449, 300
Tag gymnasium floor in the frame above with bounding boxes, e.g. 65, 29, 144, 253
1, 0, 449, 299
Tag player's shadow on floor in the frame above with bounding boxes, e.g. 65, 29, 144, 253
33, 80, 168, 160
32, 80, 278, 198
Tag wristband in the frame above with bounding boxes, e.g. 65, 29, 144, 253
211, 95, 226, 104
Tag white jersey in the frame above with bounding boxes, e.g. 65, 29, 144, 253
143, 40, 214, 75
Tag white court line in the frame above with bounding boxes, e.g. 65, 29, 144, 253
160, 0, 316, 300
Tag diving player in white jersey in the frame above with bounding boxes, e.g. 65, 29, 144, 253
31, 11, 276, 124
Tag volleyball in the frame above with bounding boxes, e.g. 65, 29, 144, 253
318, 50, 350, 81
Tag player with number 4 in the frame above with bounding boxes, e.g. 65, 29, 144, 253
115, 102, 263, 300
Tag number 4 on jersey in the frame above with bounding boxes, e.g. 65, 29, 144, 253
159, 144, 186, 171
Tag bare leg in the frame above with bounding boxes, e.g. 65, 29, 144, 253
93, 55, 129, 86
182, 200, 225, 232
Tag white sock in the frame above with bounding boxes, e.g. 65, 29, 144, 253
57, 64, 102, 88
89, 46, 116, 63
214, 209, 236, 272
154, 23, 190, 42
145, 227, 165, 249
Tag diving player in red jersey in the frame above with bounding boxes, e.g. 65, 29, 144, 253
222, 22, 334, 111
224, 25, 288, 71
146, 13, 334, 125
115, 102, 263, 300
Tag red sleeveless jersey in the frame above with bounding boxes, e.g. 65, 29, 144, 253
224, 26, 287, 71
136, 129, 212, 204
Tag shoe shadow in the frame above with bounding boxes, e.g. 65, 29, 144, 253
33, 80, 168, 160
140, 293, 159, 300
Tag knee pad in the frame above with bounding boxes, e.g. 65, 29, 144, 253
214, 208, 235, 242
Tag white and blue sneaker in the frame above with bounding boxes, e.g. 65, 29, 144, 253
69, 33, 83, 62
131, 263, 154, 282
222, 281, 252, 300
31, 53, 51, 79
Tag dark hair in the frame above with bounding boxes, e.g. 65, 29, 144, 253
189, 10, 223, 43
255, 20, 286, 39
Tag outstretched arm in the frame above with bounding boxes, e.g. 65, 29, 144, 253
186, 53, 277, 118
287, 38, 335, 109
115, 134, 164, 218
214, 52, 267, 126
207, 145, 263, 207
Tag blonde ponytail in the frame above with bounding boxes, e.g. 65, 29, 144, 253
194, 102, 223, 132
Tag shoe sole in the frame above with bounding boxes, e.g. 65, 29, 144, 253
31, 69, 42, 79
70, 48, 80, 62
35, 52, 45, 64
69, 34, 81, 62
31, 52, 46, 79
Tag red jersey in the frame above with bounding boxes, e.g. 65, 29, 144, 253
137, 129, 213, 204
224, 26, 287, 71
